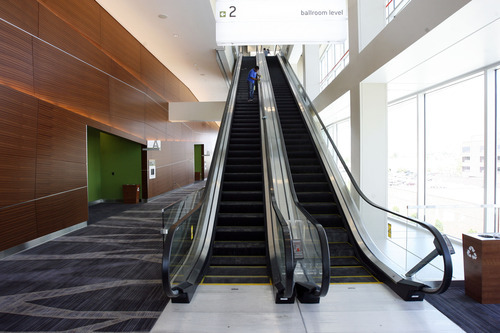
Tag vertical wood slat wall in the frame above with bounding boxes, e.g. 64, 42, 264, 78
0, 0, 219, 252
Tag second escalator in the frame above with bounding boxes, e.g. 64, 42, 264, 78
266, 56, 378, 284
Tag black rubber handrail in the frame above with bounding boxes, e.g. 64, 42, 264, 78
278, 54, 452, 294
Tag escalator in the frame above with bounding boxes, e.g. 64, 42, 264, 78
266, 56, 377, 285
265, 54, 453, 301
162, 53, 452, 304
203, 57, 268, 284
162, 54, 325, 303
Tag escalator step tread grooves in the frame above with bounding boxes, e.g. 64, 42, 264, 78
266, 56, 378, 284
205, 57, 270, 285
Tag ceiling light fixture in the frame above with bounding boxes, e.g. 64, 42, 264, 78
158, 14, 167, 19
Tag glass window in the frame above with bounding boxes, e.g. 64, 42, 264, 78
425, 74, 485, 238
388, 98, 417, 215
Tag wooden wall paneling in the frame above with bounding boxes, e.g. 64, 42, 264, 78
109, 77, 146, 139
0, 85, 38, 158
0, 85, 38, 207
38, 0, 101, 44
109, 77, 146, 122
140, 47, 165, 98
145, 97, 169, 133
0, 20, 35, 94
108, 61, 146, 96
33, 39, 109, 118
145, 88, 169, 112
164, 69, 181, 102
36, 101, 86, 164
166, 122, 183, 141
35, 188, 88, 237
143, 126, 167, 146
38, 5, 111, 74
0, 155, 36, 207
100, 9, 141, 77
36, 102, 87, 198
0, 202, 37, 252
85, 117, 145, 146
35, 159, 87, 198
178, 81, 198, 102
0, 0, 39, 36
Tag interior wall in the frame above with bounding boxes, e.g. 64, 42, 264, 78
100, 132, 142, 200
87, 127, 102, 202
0, 0, 219, 252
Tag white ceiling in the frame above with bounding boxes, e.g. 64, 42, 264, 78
95, 0, 500, 110
95, 0, 228, 102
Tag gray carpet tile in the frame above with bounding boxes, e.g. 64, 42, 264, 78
0, 181, 205, 332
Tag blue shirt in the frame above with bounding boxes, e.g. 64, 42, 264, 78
247, 68, 258, 83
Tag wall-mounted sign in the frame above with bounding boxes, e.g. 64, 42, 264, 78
149, 159, 156, 179
215, 0, 348, 45
146, 140, 161, 151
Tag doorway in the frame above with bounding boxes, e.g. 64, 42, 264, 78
194, 144, 204, 181
87, 127, 143, 204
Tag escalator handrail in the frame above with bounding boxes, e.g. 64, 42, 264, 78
277, 54, 452, 294
258, 53, 330, 298
161, 55, 243, 298
257, 53, 296, 299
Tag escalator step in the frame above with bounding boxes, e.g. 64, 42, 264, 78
294, 182, 331, 192
330, 276, 379, 283
213, 240, 266, 256
215, 226, 265, 241
207, 265, 267, 276
223, 182, 263, 191
221, 190, 262, 201
296, 191, 335, 202
300, 202, 338, 214
202, 275, 270, 284
329, 242, 355, 257
210, 255, 267, 266
226, 157, 262, 165
292, 174, 327, 182
224, 165, 262, 173
323, 227, 349, 242
217, 213, 265, 226
290, 165, 323, 173
218, 202, 263, 214
313, 214, 344, 227
330, 256, 361, 266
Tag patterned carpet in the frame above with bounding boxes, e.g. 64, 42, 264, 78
425, 284, 500, 333
0, 182, 205, 332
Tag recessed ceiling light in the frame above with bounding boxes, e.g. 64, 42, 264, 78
173, 34, 179, 38
158, 14, 167, 19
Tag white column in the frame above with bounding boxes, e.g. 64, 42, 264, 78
359, 83, 388, 243
303, 45, 320, 100
417, 93, 425, 220
484, 69, 496, 232
357, 0, 386, 51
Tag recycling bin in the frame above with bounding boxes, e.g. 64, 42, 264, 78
462, 233, 500, 303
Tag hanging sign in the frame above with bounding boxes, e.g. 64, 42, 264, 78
215, 0, 348, 45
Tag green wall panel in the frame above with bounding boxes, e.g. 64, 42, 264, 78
87, 128, 142, 202
194, 144, 202, 173
100, 132, 142, 200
